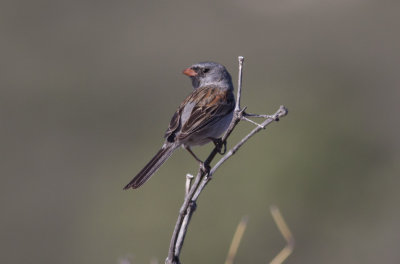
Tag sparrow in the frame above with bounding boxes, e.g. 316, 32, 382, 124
123, 62, 235, 189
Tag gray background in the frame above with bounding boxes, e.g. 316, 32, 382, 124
1, 0, 399, 263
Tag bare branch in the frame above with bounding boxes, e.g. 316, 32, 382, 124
212, 105, 287, 173
192, 105, 288, 202
270, 206, 295, 264
174, 201, 196, 259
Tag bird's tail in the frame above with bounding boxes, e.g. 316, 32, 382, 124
123, 143, 179, 190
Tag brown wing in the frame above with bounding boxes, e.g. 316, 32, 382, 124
177, 85, 235, 141
164, 89, 196, 142
164, 85, 235, 143
164, 110, 182, 142
164, 86, 235, 142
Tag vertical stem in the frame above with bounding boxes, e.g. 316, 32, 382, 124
235, 56, 244, 112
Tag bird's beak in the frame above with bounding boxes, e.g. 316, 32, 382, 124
182, 67, 197, 77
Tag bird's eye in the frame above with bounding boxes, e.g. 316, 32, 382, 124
203, 68, 210, 73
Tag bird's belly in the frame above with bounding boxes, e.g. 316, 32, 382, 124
184, 111, 233, 146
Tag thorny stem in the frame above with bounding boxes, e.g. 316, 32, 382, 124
165, 56, 288, 264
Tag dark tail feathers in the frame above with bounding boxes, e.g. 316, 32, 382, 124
123, 144, 178, 190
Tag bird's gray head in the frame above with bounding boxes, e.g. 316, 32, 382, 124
182, 61, 233, 90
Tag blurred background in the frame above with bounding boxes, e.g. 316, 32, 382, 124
1, 0, 399, 263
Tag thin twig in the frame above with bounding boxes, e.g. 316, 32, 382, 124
224, 216, 249, 264
242, 116, 265, 128
165, 57, 288, 264
212, 105, 287, 174
235, 56, 244, 112
244, 112, 277, 119
270, 206, 295, 264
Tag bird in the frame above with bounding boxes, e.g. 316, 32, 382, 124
123, 62, 235, 190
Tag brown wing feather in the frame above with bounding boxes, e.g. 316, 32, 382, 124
164, 86, 209, 141
178, 86, 235, 140
164, 110, 181, 142
164, 85, 234, 143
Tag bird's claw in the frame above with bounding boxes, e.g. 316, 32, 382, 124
211, 138, 227, 155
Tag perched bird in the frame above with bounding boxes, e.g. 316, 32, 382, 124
123, 62, 235, 189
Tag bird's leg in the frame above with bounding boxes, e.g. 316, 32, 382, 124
184, 146, 210, 174
209, 137, 226, 155
184, 146, 203, 163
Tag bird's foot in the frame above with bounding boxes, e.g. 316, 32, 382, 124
210, 138, 227, 155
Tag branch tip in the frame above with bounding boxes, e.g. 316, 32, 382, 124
279, 105, 288, 116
